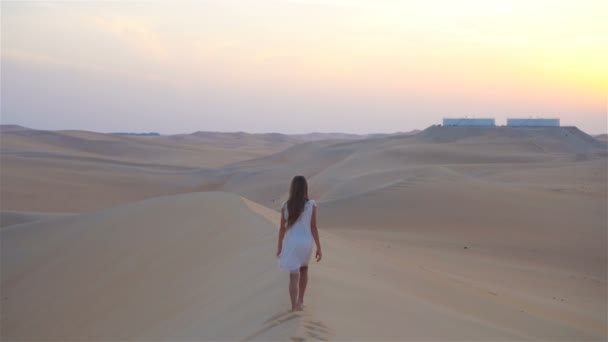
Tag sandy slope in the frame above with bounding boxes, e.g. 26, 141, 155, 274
2, 192, 293, 341
595, 134, 608, 145
0, 128, 281, 168
0, 127, 280, 212
319, 161, 607, 270
0, 126, 368, 212
191, 126, 607, 207
2, 192, 605, 340
0, 210, 75, 227
1, 125, 606, 340
189, 126, 606, 340
0, 126, 369, 168
6, 125, 602, 213
0, 154, 197, 212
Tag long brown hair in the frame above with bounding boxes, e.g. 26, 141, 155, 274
286, 175, 308, 228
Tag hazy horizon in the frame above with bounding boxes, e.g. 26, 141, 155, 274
1, 121, 605, 137
2, 1, 607, 134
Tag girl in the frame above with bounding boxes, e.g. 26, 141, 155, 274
276, 175, 322, 311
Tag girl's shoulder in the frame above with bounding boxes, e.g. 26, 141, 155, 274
282, 199, 317, 209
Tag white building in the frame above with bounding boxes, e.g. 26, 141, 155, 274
507, 118, 560, 127
442, 118, 496, 127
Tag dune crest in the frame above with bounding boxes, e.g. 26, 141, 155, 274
1, 125, 606, 340
0, 210, 75, 228
3, 191, 605, 340
2, 192, 297, 341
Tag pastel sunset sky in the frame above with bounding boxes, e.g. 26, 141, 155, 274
2, 0, 607, 134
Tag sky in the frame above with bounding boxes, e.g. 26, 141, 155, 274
1, 0, 607, 134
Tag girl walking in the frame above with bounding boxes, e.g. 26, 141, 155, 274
276, 175, 322, 311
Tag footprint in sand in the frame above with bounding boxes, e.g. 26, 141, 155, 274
244, 308, 333, 341
304, 322, 331, 334
242, 311, 301, 341
289, 313, 333, 341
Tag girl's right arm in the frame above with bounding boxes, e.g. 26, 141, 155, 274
277, 207, 286, 256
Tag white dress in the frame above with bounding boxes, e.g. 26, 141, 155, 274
278, 200, 316, 273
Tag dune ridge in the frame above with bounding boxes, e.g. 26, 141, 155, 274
595, 134, 608, 143
2, 192, 293, 341
192, 125, 607, 207
0, 210, 75, 228
1, 125, 606, 340
0, 126, 368, 212
2, 192, 605, 340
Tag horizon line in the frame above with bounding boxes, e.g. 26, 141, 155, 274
1, 123, 605, 137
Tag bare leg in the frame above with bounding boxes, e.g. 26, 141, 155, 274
289, 272, 299, 311
297, 266, 308, 308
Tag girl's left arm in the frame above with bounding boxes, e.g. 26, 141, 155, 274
277, 207, 286, 256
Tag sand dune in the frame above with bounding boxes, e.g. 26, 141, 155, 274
0, 210, 75, 228
319, 163, 606, 269
169, 131, 359, 150
595, 134, 608, 143
192, 126, 607, 207
6, 125, 603, 212
187, 126, 606, 340
1, 128, 277, 168
2, 192, 291, 341
0, 124, 33, 133
1, 125, 606, 340
0, 154, 197, 212
2, 192, 605, 340
0, 126, 367, 212
417, 126, 602, 152
1, 126, 367, 165
0, 126, 278, 211
193, 139, 356, 204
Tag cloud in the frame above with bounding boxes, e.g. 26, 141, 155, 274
88, 14, 169, 63
2, 49, 104, 72
2, 48, 163, 83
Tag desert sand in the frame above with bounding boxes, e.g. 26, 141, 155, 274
1, 125, 606, 340
0, 126, 362, 212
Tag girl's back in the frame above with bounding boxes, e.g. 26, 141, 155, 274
283, 200, 316, 238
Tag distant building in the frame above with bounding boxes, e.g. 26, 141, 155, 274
442, 118, 496, 127
507, 118, 560, 127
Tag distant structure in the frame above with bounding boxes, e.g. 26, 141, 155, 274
507, 118, 560, 127
442, 118, 496, 127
